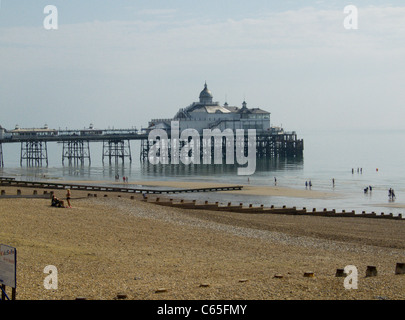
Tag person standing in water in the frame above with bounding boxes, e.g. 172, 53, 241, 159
389, 188, 396, 200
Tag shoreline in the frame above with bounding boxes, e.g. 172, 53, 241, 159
3, 177, 405, 216
57, 179, 338, 199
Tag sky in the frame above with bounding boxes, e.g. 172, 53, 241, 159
0, 1, 405, 133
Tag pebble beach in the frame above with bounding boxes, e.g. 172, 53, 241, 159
0, 184, 404, 300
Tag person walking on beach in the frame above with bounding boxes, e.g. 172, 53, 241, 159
66, 189, 71, 208
332, 178, 335, 188
274, 177, 277, 186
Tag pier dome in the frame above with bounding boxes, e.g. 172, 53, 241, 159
199, 82, 213, 104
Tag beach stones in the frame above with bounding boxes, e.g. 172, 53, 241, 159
199, 283, 210, 288
273, 274, 283, 279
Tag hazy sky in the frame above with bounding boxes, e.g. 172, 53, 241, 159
0, 1, 404, 133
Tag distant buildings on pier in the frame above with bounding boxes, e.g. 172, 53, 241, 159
148, 82, 283, 135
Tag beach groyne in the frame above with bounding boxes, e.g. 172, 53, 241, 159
0, 178, 243, 194
142, 196, 404, 221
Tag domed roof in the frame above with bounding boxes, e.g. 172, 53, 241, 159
199, 82, 213, 104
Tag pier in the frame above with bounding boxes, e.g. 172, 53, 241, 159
0, 84, 305, 167
0, 126, 303, 167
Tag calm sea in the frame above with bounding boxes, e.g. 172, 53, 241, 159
1, 129, 405, 216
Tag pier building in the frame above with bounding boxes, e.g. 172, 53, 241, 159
148, 82, 272, 134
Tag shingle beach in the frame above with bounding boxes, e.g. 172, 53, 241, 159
0, 184, 404, 300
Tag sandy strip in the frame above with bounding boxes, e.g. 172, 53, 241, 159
60, 179, 337, 199
374, 203, 405, 209
224, 185, 336, 198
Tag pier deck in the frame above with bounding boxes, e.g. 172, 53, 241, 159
0, 128, 303, 167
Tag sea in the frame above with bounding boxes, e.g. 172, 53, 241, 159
1, 129, 405, 217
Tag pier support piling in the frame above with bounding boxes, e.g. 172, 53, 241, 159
62, 140, 91, 166
140, 133, 304, 162
102, 139, 132, 165
20, 141, 48, 167
0, 143, 3, 167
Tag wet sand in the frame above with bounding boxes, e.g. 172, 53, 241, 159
0, 185, 404, 300
63, 179, 337, 199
